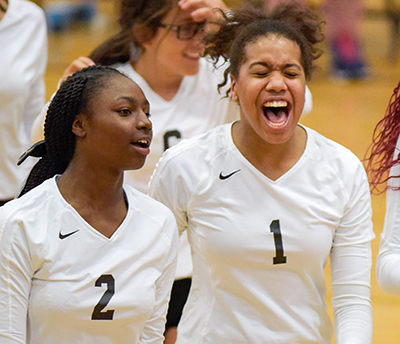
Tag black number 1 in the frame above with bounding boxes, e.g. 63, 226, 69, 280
270, 220, 287, 264
91, 274, 115, 320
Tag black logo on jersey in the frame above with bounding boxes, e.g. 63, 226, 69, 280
59, 229, 80, 239
219, 169, 241, 180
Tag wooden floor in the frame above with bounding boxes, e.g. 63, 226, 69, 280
42, 1, 400, 342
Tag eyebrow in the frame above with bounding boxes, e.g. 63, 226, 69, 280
249, 62, 302, 70
118, 96, 150, 108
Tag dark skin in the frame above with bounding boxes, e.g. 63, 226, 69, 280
57, 76, 152, 238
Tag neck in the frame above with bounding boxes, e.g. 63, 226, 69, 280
232, 122, 307, 181
57, 161, 127, 239
58, 161, 125, 208
133, 54, 183, 101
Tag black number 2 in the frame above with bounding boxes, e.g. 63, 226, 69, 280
91, 274, 115, 320
270, 220, 287, 264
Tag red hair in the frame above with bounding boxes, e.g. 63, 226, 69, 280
366, 81, 400, 193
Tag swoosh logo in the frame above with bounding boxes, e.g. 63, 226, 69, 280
219, 169, 241, 180
59, 229, 80, 240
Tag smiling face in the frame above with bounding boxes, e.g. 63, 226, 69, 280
74, 75, 153, 172
141, 5, 204, 78
231, 34, 306, 147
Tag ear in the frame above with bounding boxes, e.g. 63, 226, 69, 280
132, 23, 155, 48
230, 75, 239, 102
71, 114, 87, 138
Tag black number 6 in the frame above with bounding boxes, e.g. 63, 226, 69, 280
91, 274, 115, 320
270, 220, 287, 264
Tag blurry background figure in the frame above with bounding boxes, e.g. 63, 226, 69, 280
44, 0, 97, 33
0, 0, 47, 205
262, 0, 368, 80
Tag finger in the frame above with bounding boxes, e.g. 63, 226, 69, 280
190, 7, 213, 22
61, 57, 95, 83
178, 0, 228, 21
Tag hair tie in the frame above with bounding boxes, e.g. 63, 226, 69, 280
17, 140, 47, 166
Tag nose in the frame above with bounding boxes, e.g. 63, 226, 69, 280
265, 72, 288, 93
137, 110, 152, 131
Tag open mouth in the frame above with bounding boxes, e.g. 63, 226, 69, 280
131, 139, 150, 149
263, 100, 289, 127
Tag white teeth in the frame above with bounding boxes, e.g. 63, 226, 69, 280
138, 140, 148, 145
264, 100, 288, 108
268, 120, 287, 128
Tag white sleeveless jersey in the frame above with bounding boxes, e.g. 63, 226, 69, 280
149, 123, 374, 344
0, 177, 178, 344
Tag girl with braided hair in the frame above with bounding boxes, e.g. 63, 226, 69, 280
149, 2, 374, 343
0, 65, 178, 344
30, 1, 313, 342
366, 80, 400, 296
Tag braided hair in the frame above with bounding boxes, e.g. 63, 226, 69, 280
89, 0, 175, 65
203, 1, 324, 96
366, 81, 400, 193
18, 65, 128, 197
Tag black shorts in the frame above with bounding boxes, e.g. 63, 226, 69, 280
165, 278, 192, 329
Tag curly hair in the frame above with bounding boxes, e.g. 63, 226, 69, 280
365, 81, 400, 194
89, 0, 176, 65
18, 66, 128, 197
203, 1, 324, 95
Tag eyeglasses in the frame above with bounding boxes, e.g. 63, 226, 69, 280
158, 21, 207, 41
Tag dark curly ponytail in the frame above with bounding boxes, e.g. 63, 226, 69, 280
18, 65, 128, 197
204, 1, 324, 95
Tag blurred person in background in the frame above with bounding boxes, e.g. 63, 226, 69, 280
263, 0, 368, 80
0, 0, 47, 205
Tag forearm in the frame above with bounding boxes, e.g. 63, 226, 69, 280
376, 241, 400, 296
334, 303, 372, 344
331, 243, 373, 343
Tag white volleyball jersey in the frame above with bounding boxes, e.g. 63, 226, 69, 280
149, 123, 374, 344
0, 177, 178, 344
376, 134, 400, 295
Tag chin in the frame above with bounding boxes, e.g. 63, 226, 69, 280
183, 62, 200, 76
